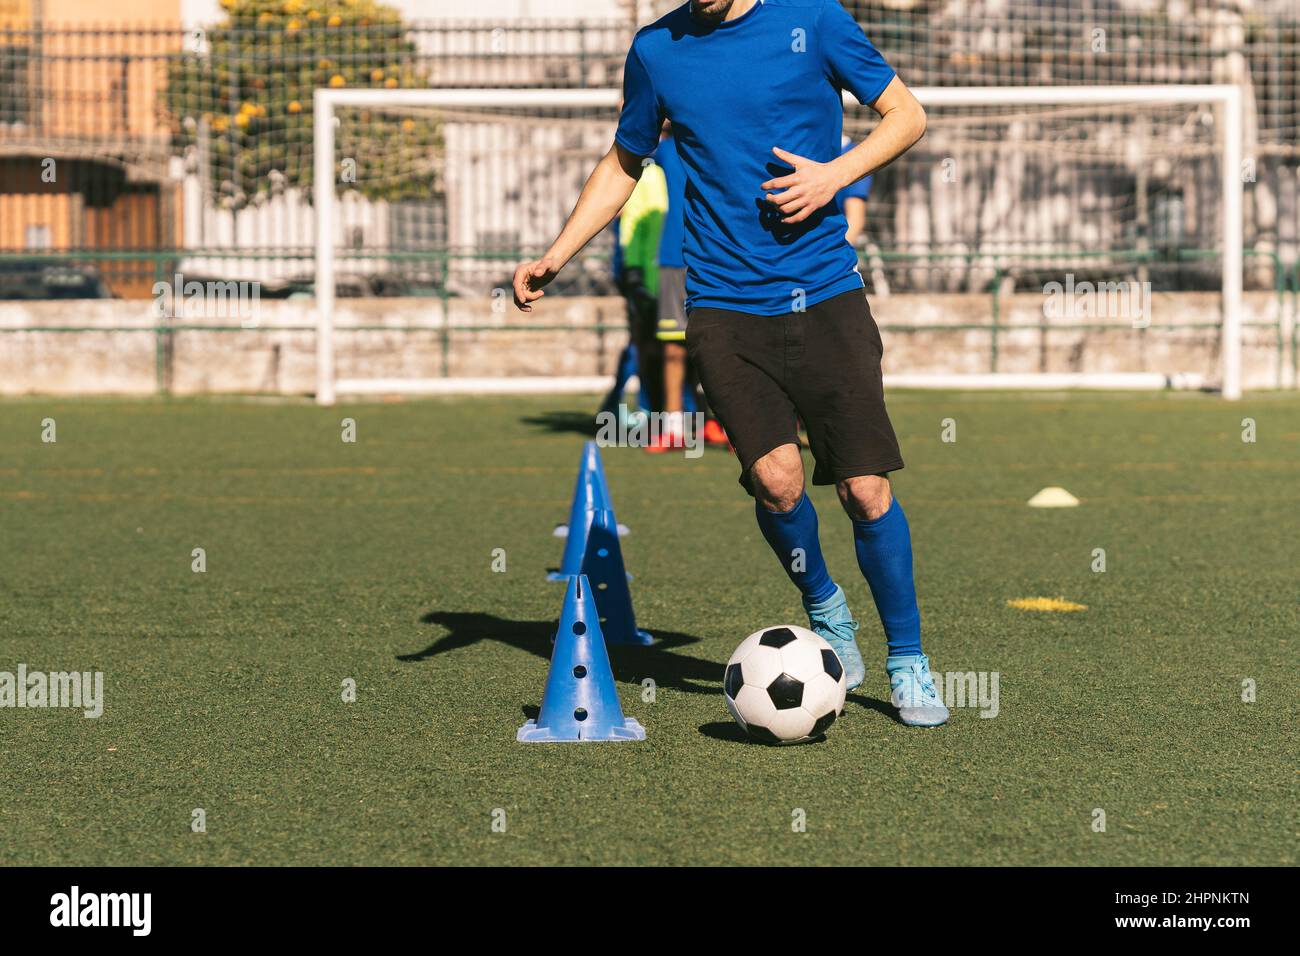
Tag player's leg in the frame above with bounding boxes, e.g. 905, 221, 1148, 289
663, 342, 686, 417
792, 289, 947, 725
747, 443, 866, 689
635, 322, 664, 415
749, 445, 835, 613
646, 341, 687, 452
599, 342, 638, 419
647, 266, 688, 452
686, 305, 863, 686
599, 278, 644, 418
838, 475, 946, 726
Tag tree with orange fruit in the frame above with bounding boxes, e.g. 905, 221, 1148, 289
165, 0, 438, 209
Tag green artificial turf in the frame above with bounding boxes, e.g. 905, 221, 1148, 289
0, 391, 1295, 866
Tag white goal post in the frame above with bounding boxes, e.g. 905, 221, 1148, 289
313, 84, 1244, 405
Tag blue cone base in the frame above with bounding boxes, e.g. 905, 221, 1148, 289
517, 574, 647, 744
517, 716, 646, 743
549, 569, 634, 583
546, 570, 634, 583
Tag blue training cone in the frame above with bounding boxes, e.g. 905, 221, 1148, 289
585, 440, 614, 511
548, 442, 625, 580
548, 449, 600, 580
517, 574, 646, 743
582, 508, 652, 645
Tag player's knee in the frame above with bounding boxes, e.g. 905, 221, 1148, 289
750, 444, 804, 512
755, 477, 803, 514
838, 474, 892, 521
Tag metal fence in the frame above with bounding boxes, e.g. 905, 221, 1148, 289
1, 7, 1299, 300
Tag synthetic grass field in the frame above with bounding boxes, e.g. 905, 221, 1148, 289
1, 391, 1296, 866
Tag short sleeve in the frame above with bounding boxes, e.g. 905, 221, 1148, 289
615, 43, 664, 157
820, 1, 896, 106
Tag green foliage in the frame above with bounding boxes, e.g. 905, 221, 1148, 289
164, 0, 439, 209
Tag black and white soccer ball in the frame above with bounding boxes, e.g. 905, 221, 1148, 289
723, 625, 847, 744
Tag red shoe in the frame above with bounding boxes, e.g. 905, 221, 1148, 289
702, 419, 730, 449
644, 430, 685, 454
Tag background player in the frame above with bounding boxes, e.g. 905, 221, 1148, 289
647, 124, 728, 453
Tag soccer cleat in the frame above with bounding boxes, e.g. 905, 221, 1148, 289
886, 653, 949, 727
644, 412, 685, 454
643, 430, 685, 454
803, 585, 865, 690
702, 419, 729, 448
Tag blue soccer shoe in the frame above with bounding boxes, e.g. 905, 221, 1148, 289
804, 585, 866, 690
886, 653, 949, 727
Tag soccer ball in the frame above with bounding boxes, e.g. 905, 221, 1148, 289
723, 625, 847, 744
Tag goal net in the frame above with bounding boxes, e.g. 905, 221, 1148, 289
311, 85, 1244, 405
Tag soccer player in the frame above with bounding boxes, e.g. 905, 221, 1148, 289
513, 0, 947, 727
597, 173, 665, 422
647, 125, 728, 453
617, 161, 669, 413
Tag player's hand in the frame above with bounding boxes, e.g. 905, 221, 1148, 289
761, 147, 843, 225
513, 256, 560, 312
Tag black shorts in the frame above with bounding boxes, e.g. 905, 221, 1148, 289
685, 287, 904, 493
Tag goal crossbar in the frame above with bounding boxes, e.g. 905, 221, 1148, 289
313, 84, 1244, 404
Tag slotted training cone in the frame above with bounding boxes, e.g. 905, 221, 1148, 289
548, 445, 602, 580
517, 575, 646, 743
549, 442, 626, 580
582, 508, 652, 645
585, 439, 615, 512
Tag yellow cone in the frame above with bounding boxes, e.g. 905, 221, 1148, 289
1007, 597, 1088, 612
1028, 486, 1079, 508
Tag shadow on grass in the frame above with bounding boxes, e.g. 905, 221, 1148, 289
402, 610, 721, 696
519, 410, 599, 438
847, 691, 904, 724
696, 695, 901, 745
697, 721, 830, 746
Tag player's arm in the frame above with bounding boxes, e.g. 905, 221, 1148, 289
513, 142, 645, 312
832, 77, 925, 196
762, 76, 925, 225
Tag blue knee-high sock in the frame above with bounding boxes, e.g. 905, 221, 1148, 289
755, 493, 837, 605
852, 497, 923, 657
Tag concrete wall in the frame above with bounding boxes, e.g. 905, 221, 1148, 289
0, 290, 1292, 395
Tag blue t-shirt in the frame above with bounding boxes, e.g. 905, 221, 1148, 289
836, 136, 872, 208
654, 135, 687, 269
615, 0, 895, 315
